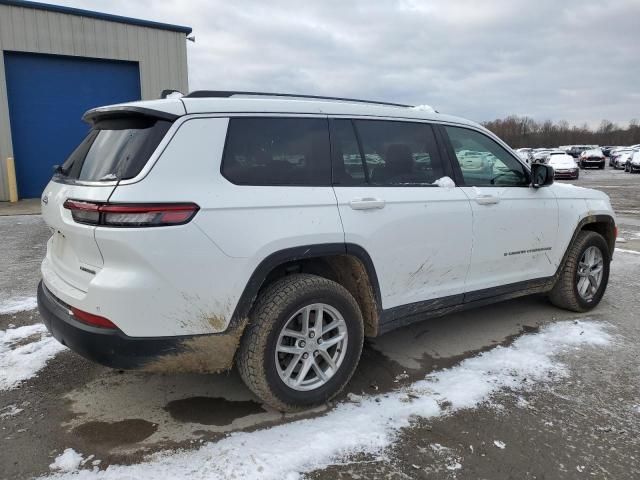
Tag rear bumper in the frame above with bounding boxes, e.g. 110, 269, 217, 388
38, 280, 184, 369
580, 159, 605, 167
554, 171, 579, 179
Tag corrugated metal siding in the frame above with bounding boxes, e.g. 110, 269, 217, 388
0, 3, 189, 200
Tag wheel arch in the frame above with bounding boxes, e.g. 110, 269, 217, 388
555, 214, 616, 285
231, 243, 382, 337
578, 214, 616, 257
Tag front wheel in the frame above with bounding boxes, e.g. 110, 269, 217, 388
237, 273, 364, 411
549, 231, 610, 312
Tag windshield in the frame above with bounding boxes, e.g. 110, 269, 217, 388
57, 116, 172, 182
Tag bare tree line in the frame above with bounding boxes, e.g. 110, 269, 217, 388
482, 116, 640, 148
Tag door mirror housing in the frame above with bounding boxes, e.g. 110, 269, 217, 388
531, 163, 554, 188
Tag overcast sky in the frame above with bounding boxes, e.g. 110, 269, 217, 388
57, 0, 640, 126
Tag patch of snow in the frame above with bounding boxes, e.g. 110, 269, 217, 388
412, 104, 435, 112
0, 324, 66, 390
430, 443, 450, 453
0, 296, 37, 315
615, 248, 640, 255
165, 91, 183, 99
493, 440, 506, 449
0, 404, 23, 418
433, 176, 456, 188
615, 237, 626, 243
50, 449, 84, 472
39, 320, 610, 480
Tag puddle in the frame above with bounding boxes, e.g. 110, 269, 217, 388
164, 396, 266, 425
73, 419, 157, 447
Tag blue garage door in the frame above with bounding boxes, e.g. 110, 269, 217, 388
4, 52, 141, 198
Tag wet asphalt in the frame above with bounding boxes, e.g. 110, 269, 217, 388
0, 165, 639, 479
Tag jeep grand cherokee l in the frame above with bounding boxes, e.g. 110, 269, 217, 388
38, 92, 616, 411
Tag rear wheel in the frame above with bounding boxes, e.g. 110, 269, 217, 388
549, 231, 610, 312
237, 273, 364, 411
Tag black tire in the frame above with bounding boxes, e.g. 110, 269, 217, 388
237, 273, 364, 411
549, 231, 610, 312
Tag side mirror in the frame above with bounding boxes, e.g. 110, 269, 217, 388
531, 163, 554, 188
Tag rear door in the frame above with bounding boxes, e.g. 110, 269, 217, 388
41, 114, 173, 293
331, 118, 473, 314
440, 124, 559, 298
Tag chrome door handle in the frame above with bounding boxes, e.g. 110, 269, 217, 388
475, 194, 500, 205
349, 197, 386, 210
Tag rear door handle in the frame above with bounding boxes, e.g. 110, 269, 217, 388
349, 197, 386, 210
474, 194, 500, 205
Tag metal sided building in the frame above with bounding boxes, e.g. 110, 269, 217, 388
0, 0, 191, 200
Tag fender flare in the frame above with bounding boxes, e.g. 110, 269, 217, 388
230, 243, 382, 325
553, 214, 616, 283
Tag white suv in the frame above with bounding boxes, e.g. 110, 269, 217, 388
38, 92, 616, 411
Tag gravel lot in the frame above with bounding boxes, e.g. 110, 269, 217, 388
1, 165, 639, 479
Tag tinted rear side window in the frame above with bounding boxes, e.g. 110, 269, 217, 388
353, 120, 444, 185
222, 117, 331, 186
59, 116, 172, 181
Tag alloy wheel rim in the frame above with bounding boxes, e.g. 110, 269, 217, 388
576, 246, 604, 301
275, 303, 348, 391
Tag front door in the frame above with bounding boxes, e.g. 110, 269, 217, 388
441, 125, 559, 298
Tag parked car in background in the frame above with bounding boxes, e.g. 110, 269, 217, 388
548, 151, 579, 179
625, 151, 640, 173
567, 145, 592, 158
608, 147, 624, 166
579, 148, 605, 169
533, 149, 551, 163
515, 148, 533, 164
611, 149, 633, 169
601, 146, 614, 157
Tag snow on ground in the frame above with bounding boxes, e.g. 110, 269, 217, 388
0, 323, 66, 390
0, 404, 23, 418
0, 296, 37, 315
50, 449, 85, 472
42, 320, 611, 480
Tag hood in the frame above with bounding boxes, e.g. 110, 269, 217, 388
552, 182, 610, 201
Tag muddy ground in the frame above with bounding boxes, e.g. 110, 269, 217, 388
1, 165, 639, 479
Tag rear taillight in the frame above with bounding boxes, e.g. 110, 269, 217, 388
63, 200, 199, 227
71, 306, 117, 329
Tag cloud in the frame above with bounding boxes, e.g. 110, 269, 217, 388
55, 0, 640, 125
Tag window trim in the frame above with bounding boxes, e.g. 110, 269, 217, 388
330, 117, 450, 188
220, 116, 333, 187
439, 124, 532, 188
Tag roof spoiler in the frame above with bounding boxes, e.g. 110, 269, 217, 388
82, 105, 180, 125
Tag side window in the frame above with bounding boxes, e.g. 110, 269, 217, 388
330, 119, 366, 185
444, 126, 529, 187
353, 120, 444, 186
221, 117, 331, 186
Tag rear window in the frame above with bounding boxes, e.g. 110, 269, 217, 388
221, 117, 331, 186
57, 116, 172, 181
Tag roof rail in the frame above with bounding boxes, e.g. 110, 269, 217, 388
183, 90, 412, 108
